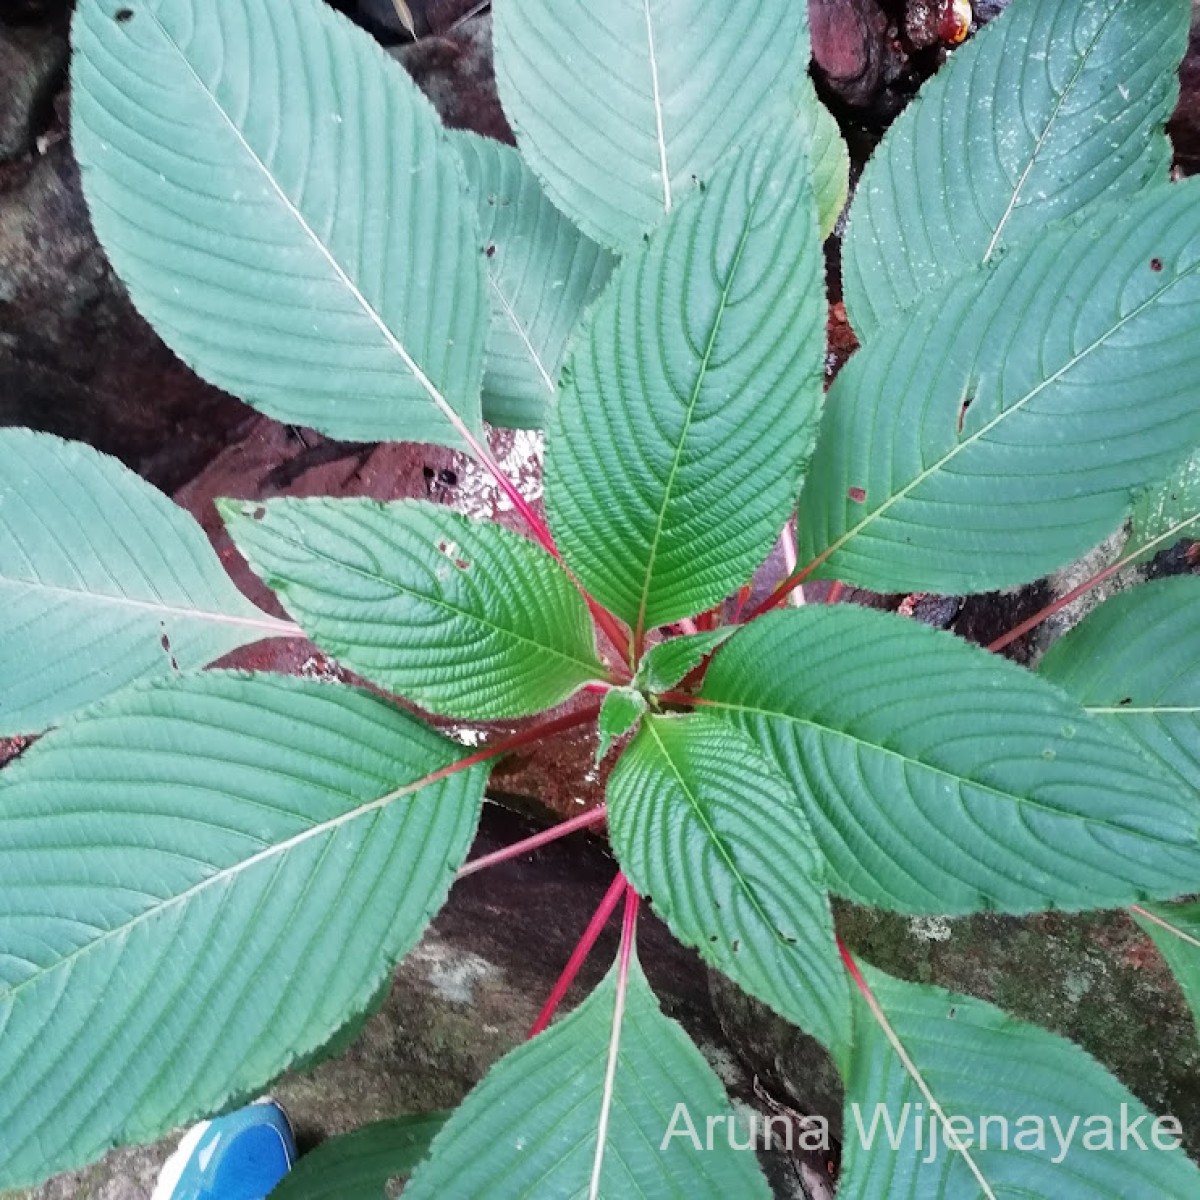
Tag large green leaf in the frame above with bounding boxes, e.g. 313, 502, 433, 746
0, 430, 292, 735
545, 124, 825, 639
608, 713, 849, 1053
0, 672, 487, 1190
269, 1113, 448, 1200
72, 0, 486, 448
492, 0, 809, 252
701, 606, 1200, 914
454, 131, 614, 429
1128, 446, 1200, 560
1040, 577, 1200, 792
1133, 903, 1200, 1044
221, 497, 604, 720
839, 962, 1200, 1197
404, 954, 771, 1199
800, 181, 1200, 594
842, 0, 1188, 339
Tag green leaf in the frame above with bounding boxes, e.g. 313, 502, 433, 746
453, 131, 615, 429
492, 0, 809, 252
0, 672, 486, 1190
1133, 903, 1200, 1044
1128, 446, 1200, 561
842, 0, 1188, 339
608, 713, 849, 1053
222, 497, 604, 720
635, 628, 734, 694
701, 606, 1200, 915
269, 1113, 448, 1200
545, 124, 826, 637
0, 430, 292, 735
1039, 577, 1200, 793
800, 180, 1200, 594
72, 0, 486, 449
596, 687, 647, 764
839, 962, 1200, 1197
404, 954, 771, 1199
795, 75, 849, 240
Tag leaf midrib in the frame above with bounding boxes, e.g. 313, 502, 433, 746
980, 1, 1121, 262
641, 0, 671, 214
487, 273, 556, 393
246, 515, 603, 678
632, 181, 761, 642
701, 695, 1195, 850
641, 719, 820, 967
146, 9, 476, 446
1137, 906, 1200, 951
0, 577, 295, 637
816, 259, 1200, 571
0, 765, 461, 1003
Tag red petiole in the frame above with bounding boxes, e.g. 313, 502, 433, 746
457, 805, 607, 879
529, 872, 628, 1037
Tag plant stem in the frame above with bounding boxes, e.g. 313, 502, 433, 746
423, 703, 602, 793
825, 580, 845, 605
457, 428, 633, 664
457, 806, 608, 879
745, 553, 826, 620
988, 514, 1200, 654
530, 872, 628, 1037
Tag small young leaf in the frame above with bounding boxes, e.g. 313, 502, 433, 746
795, 74, 849, 240
842, 0, 1189, 338
701, 607, 1200, 915
0, 672, 487, 1190
545, 123, 826, 637
0, 430, 291, 735
404, 955, 771, 1199
1128, 446, 1200, 562
72, 0, 486, 448
1133, 903, 1200, 1044
839, 962, 1200, 1197
608, 714, 850, 1054
1040, 577, 1200, 792
222, 498, 604, 720
269, 1112, 449, 1200
635, 628, 734, 695
493, 0, 809, 252
801, 180, 1200, 594
596, 687, 647, 764
453, 131, 615, 429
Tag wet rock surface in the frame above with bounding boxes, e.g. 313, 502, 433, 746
0, 140, 252, 492
0, 19, 67, 162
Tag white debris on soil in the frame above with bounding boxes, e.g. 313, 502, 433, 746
451, 429, 544, 520
297, 653, 341, 682
410, 938, 499, 1006
699, 1042, 746, 1088
908, 915, 953, 943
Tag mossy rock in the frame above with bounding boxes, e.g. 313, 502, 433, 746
711, 905, 1200, 1157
